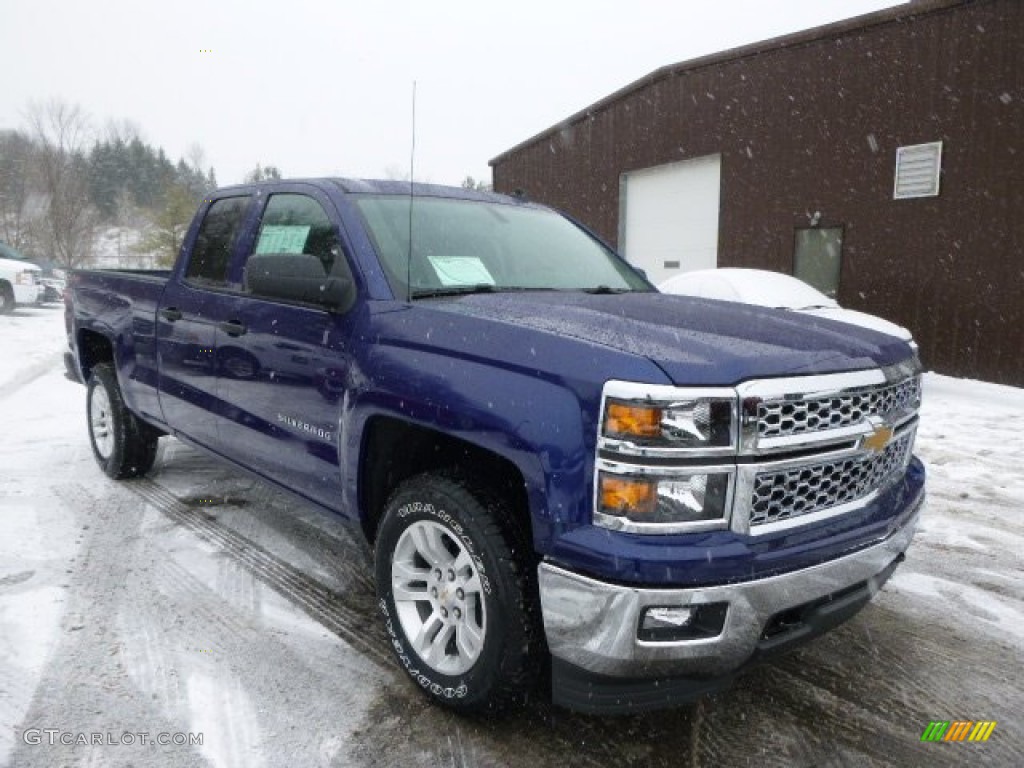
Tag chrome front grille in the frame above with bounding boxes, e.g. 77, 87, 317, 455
757, 376, 921, 440
749, 429, 914, 527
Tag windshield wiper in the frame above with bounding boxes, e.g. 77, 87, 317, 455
411, 284, 496, 299
410, 285, 555, 300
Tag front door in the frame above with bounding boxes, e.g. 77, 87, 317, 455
216, 189, 356, 508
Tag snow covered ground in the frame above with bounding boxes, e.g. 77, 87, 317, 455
1, 307, 1021, 767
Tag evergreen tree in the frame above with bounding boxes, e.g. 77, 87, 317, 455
134, 182, 199, 267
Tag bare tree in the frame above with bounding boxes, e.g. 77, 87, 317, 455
460, 175, 491, 191
383, 164, 409, 181
27, 100, 98, 268
186, 143, 207, 173
101, 117, 142, 145
243, 163, 282, 183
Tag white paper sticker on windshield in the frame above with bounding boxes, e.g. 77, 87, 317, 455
427, 256, 496, 286
256, 225, 310, 254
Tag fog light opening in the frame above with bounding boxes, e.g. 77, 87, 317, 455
638, 602, 729, 642
644, 606, 694, 630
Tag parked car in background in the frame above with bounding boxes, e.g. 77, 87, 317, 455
0, 242, 43, 313
23, 255, 67, 304
659, 268, 916, 348
38, 274, 67, 303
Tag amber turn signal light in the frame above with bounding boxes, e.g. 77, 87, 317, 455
599, 474, 657, 517
605, 402, 662, 439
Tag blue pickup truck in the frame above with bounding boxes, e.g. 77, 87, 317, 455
68, 178, 925, 714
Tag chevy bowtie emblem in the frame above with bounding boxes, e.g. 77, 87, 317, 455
863, 424, 894, 453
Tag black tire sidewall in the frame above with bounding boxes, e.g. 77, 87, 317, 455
87, 365, 129, 478
86, 363, 157, 479
375, 477, 523, 710
0, 284, 14, 314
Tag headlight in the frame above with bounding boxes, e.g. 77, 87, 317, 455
596, 382, 739, 533
602, 395, 736, 451
596, 470, 732, 528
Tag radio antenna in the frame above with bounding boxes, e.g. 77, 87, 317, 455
406, 80, 417, 302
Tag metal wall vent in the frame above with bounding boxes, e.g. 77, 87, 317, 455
893, 141, 942, 199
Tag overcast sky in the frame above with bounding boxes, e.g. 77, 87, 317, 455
1, 0, 904, 186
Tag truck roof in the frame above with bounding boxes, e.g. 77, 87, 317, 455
213, 177, 536, 207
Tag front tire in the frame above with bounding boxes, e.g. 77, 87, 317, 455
374, 472, 540, 714
87, 363, 160, 479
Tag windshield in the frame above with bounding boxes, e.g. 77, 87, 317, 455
353, 196, 651, 298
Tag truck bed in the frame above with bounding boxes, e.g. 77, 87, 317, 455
69, 268, 171, 424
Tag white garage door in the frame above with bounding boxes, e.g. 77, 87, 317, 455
620, 154, 721, 286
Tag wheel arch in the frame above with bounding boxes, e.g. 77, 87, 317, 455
76, 328, 115, 384
358, 416, 532, 549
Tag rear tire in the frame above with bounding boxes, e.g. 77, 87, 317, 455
0, 283, 14, 315
374, 472, 541, 714
87, 363, 159, 479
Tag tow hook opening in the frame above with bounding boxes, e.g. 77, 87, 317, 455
761, 580, 867, 642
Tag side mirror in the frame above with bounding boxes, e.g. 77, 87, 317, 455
244, 252, 355, 312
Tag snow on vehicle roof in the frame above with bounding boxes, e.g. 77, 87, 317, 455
660, 268, 839, 310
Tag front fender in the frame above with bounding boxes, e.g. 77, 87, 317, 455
340, 344, 593, 555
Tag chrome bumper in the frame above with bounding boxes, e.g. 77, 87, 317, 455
538, 499, 921, 679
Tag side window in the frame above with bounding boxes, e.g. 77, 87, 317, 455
186, 196, 250, 286
248, 194, 350, 298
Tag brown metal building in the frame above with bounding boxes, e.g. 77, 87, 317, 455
490, 0, 1023, 386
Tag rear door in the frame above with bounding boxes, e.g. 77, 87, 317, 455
157, 195, 252, 450
216, 188, 357, 507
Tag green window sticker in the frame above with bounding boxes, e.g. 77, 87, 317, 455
256, 225, 311, 254
427, 256, 495, 286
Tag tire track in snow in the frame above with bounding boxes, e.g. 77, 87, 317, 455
152, 437, 377, 595
10, 480, 206, 768
109, 488, 387, 768
0, 352, 61, 400
689, 604, 1020, 767
125, 479, 394, 670
128, 476, 688, 768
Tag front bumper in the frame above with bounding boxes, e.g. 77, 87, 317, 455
539, 491, 922, 713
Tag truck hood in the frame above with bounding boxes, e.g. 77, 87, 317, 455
424, 291, 913, 386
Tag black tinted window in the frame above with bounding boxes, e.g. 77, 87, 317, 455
253, 195, 342, 266
247, 194, 350, 295
186, 196, 250, 285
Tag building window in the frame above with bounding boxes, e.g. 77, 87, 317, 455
893, 141, 943, 199
794, 227, 843, 299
